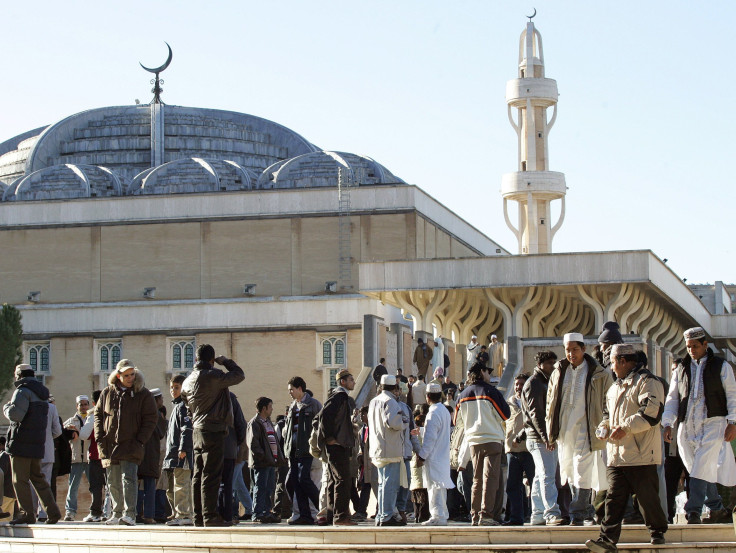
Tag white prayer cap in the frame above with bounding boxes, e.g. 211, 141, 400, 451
150, 388, 163, 397
491, 334, 497, 339
76, 395, 90, 403
380, 374, 397, 386
683, 327, 706, 341
563, 332, 585, 344
426, 383, 442, 394
610, 344, 636, 357
471, 335, 477, 340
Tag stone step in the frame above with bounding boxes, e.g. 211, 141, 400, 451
0, 522, 734, 552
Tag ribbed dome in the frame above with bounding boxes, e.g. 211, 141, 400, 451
129, 158, 259, 195
4, 164, 124, 201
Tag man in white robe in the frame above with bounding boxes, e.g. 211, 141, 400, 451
662, 327, 736, 524
547, 333, 612, 526
416, 383, 453, 525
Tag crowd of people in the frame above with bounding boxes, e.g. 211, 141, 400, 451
1, 326, 735, 552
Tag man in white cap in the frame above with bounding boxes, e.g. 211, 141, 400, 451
547, 332, 613, 525
416, 382, 453, 525
662, 327, 736, 524
488, 335, 504, 375
63, 394, 91, 521
585, 344, 667, 553
466, 336, 480, 367
368, 374, 409, 526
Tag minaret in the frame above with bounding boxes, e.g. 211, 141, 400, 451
502, 19, 566, 255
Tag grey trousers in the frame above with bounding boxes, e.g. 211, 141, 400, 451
107, 461, 138, 519
11, 456, 60, 522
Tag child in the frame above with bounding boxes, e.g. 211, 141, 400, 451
410, 404, 430, 523
163, 375, 194, 526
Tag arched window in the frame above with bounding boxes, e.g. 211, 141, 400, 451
169, 338, 195, 375
97, 341, 122, 373
319, 335, 346, 367
27, 343, 50, 374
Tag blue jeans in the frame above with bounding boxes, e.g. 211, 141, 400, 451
233, 461, 253, 516
286, 456, 320, 521
686, 477, 724, 516
65, 462, 89, 515
527, 440, 561, 522
252, 466, 276, 519
396, 459, 411, 513
506, 452, 534, 524
136, 476, 156, 519
376, 462, 401, 523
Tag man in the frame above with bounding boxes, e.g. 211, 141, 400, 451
596, 322, 623, 370
488, 335, 504, 374
411, 374, 427, 408
431, 337, 445, 375
373, 359, 388, 387
416, 382, 453, 525
136, 388, 167, 523
455, 362, 510, 525
283, 376, 322, 525
413, 338, 433, 380
368, 374, 409, 526
94, 359, 158, 526
506, 373, 534, 526
62, 395, 90, 521
163, 375, 193, 526
181, 345, 245, 527
476, 346, 490, 369
218, 391, 246, 525
662, 327, 736, 524
248, 397, 285, 523
585, 344, 668, 553
521, 351, 563, 526
466, 336, 480, 367
79, 390, 105, 523
663, 359, 688, 523
320, 368, 357, 526
3, 364, 60, 524
547, 333, 613, 526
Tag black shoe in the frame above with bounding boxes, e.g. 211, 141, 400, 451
287, 517, 314, 525
45, 515, 61, 525
559, 517, 571, 526
650, 532, 665, 545
239, 513, 252, 520
585, 538, 617, 553
705, 508, 731, 524
10, 516, 35, 525
377, 517, 403, 527
0, 511, 10, 519
204, 517, 232, 527
687, 513, 702, 524
570, 519, 584, 526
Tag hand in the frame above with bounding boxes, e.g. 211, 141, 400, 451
545, 441, 556, 451
725, 423, 736, 442
410, 428, 420, 436
214, 356, 227, 365
609, 427, 626, 441
457, 466, 464, 472
325, 438, 337, 445
663, 426, 672, 443
178, 451, 187, 459
416, 457, 425, 467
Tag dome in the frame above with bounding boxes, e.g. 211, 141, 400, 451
257, 151, 404, 189
129, 158, 259, 195
4, 164, 124, 201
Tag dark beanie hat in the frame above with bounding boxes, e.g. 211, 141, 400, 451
598, 321, 623, 344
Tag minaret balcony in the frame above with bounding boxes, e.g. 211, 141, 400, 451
501, 171, 566, 201
506, 78, 558, 107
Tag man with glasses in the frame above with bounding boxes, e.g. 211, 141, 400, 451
94, 359, 158, 526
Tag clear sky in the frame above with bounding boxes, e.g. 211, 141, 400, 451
1, 1, 733, 284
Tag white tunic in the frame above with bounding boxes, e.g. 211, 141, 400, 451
418, 403, 454, 489
663, 356, 736, 485
557, 360, 606, 490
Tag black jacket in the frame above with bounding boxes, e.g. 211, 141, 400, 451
224, 393, 246, 460
181, 359, 245, 432
283, 393, 322, 459
247, 414, 287, 468
321, 388, 356, 448
521, 367, 550, 443
4, 377, 50, 459
163, 396, 193, 470
138, 407, 167, 479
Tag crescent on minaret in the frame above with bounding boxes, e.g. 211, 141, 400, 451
527, 8, 537, 20
140, 42, 173, 74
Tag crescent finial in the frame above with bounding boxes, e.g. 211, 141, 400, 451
140, 42, 173, 75
527, 8, 537, 21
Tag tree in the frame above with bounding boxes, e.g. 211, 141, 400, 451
0, 304, 23, 398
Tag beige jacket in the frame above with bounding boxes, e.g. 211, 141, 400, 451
598, 365, 664, 467
504, 396, 527, 453
547, 353, 613, 453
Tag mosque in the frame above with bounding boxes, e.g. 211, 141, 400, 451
0, 20, 734, 414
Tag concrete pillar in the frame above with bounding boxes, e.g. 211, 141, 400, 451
457, 344, 468, 379
390, 322, 409, 373
363, 315, 383, 371
498, 336, 522, 397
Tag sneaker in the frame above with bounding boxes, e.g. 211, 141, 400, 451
119, 516, 136, 526
478, 517, 501, 526
83, 514, 102, 523
650, 532, 666, 545
584, 518, 597, 526
165, 518, 181, 526
105, 517, 120, 525
585, 538, 617, 553
530, 519, 546, 526
421, 517, 448, 526
351, 512, 367, 522
178, 518, 193, 526
63, 513, 75, 522
546, 516, 564, 526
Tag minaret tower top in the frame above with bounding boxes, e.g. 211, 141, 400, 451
501, 18, 566, 255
